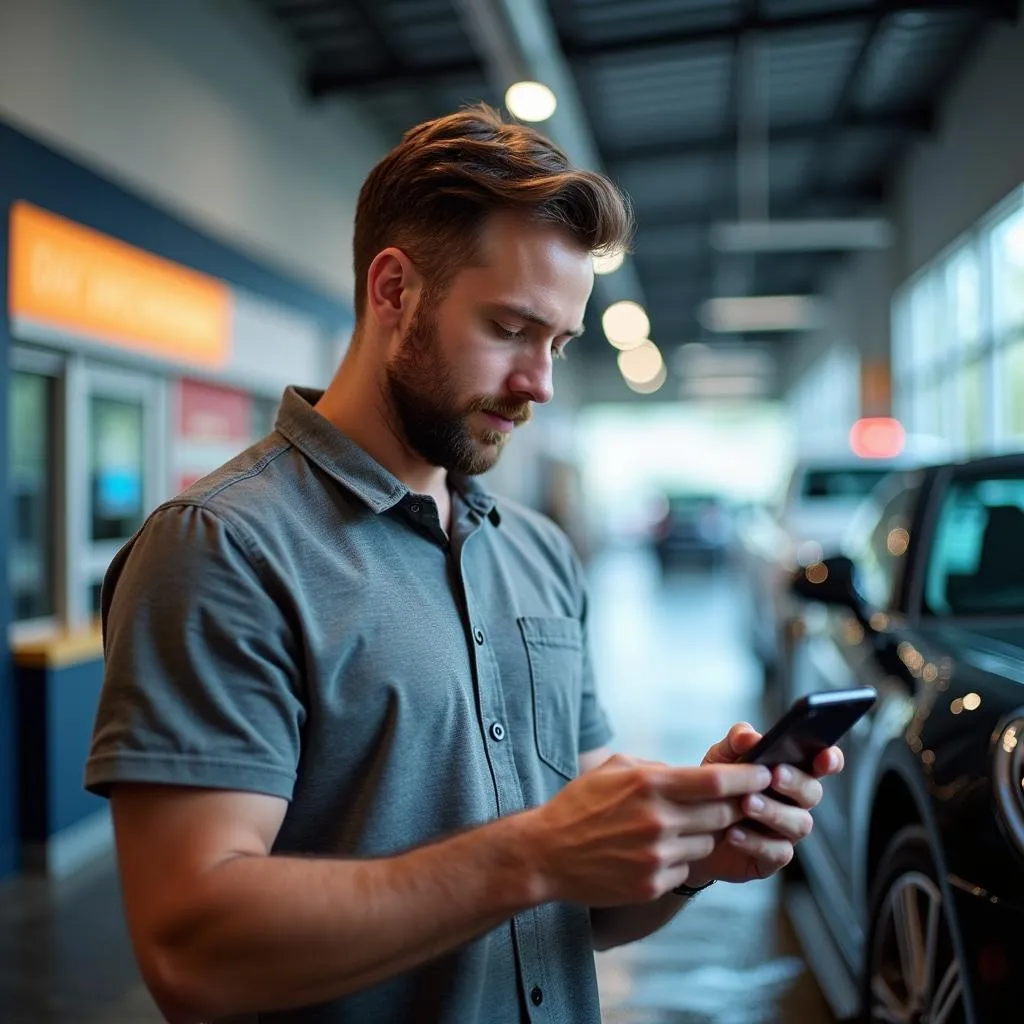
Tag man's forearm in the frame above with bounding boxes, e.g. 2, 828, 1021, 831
146, 811, 546, 1023
590, 865, 717, 950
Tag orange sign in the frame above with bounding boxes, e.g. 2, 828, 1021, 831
8, 202, 231, 367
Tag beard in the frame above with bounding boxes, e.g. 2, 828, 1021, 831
383, 303, 531, 476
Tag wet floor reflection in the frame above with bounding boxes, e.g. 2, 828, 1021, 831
587, 547, 834, 1024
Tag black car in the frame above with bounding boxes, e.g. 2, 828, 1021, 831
652, 493, 732, 569
781, 453, 1024, 1023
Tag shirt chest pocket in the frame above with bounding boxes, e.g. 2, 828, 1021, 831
518, 616, 583, 781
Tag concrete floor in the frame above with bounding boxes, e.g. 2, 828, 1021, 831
0, 546, 834, 1024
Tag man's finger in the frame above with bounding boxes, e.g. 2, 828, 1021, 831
726, 828, 795, 878
703, 723, 760, 765
771, 765, 824, 809
811, 746, 844, 777
741, 794, 815, 842
660, 799, 745, 835
657, 763, 772, 802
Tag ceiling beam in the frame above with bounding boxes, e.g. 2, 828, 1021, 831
561, 1, 1016, 61
305, 0, 1016, 98
307, 57, 482, 97
631, 185, 890, 230
333, 0, 440, 121
801, 12, 889, 199
603, 111, 934, 165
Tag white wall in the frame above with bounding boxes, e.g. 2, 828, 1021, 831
0, 0, 390, 301
894, 16, 1024, 279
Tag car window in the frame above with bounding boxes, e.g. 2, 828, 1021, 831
925, 474, 1024, 616
850, 484, 917, 610
800, 467, 894, 500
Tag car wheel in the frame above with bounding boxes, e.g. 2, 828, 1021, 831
864, 825, 969, 1024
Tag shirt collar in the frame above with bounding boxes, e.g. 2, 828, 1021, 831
275, 386, 501, 525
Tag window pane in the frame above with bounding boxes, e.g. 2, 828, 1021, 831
910, 276, 939, 372
961, 359, 985, 452
915, 381, 942, 438
90, 396, 145, 542
9, 371, 56, 620
1001, 338, 1024, 440
948, 247, 981, 349
992, 205, 1024, 330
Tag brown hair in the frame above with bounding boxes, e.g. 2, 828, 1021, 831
352, 103, 634, 320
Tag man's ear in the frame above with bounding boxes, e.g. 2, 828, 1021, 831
365, 248, 422, 331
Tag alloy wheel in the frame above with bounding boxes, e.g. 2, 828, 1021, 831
868, 869, 964, 1024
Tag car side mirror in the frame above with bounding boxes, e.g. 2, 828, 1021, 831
789, 554, 860, 610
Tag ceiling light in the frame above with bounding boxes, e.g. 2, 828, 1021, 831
505, 81, 557, 122
680, 376, 767, 399
710, 219, 895, 253
625, 363, 667, 395
700, 296, 821, 333
602, 300, 650, 349
593, 250, 625, 275
617, 340, 664, 385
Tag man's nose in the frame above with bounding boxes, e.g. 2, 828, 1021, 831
507, 351, 554, 406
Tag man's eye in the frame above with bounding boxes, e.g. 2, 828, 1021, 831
493, 323, 523, 340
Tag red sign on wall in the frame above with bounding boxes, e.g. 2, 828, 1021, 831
177, 378, 252, 443
174, 379, 253, 494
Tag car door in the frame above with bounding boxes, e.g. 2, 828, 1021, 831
788, 479, 920, 889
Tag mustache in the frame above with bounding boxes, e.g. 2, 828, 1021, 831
470, 398, 532, 426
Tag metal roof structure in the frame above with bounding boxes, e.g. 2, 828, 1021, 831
250, 0, 1019, 384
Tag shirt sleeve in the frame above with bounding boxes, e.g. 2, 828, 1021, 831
85, 502, 305, 801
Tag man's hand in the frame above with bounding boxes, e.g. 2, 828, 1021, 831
523, 754, 772, 907
684, 723, 845, 886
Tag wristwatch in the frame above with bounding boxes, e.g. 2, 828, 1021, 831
672, 879, 716, 897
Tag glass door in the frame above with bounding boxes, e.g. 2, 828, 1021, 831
67, 361, 168, 624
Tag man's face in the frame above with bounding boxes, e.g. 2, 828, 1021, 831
384, 212, 594, 475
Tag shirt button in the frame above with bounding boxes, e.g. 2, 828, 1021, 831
530, 986, 543, 1007
410, 503, 421, 513
473, 627, 485, 645
490, 722, 505, 742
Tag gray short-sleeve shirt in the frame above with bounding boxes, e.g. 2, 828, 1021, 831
86, 386, 613, 1024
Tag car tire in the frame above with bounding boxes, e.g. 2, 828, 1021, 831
862, 824, 970, 1024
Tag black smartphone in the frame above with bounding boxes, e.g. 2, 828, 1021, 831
739, 687, 878, 774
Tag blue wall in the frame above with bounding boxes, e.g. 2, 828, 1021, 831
0, 119, 353, 876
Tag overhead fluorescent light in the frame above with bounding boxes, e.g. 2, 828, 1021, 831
710, 218, 895, 253
700, 295, 822, 333
675, 344, 776, 378
681, 376, 767, 399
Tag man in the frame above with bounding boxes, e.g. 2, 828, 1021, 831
86, 105, 842, 1024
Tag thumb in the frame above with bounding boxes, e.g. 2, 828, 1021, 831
703, 723, 761, 765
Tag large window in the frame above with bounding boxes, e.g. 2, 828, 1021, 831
9, 369, 57, 622
893, 187, 1024, 454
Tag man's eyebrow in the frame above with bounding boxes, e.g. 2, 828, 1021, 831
490, 303, 585, 339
